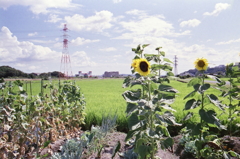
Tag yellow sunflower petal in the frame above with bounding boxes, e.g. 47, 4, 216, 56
131, 59, 139, 68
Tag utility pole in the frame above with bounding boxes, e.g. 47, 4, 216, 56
174, 55, 178, 76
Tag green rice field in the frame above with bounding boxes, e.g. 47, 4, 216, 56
18, 78, 239, 133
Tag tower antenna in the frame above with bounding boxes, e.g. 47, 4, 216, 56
174, 55, 178, 76
60, 24, 73, 78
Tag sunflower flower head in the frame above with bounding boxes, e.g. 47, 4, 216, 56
194, 58, 208, 71
133, 58, 151, 76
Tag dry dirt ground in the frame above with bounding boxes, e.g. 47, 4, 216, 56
40, 131, 240, 159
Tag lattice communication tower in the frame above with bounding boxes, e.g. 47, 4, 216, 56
60, 24, 73, 78
174, 55, 178, 76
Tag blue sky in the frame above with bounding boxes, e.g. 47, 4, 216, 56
0, 0, 240, 76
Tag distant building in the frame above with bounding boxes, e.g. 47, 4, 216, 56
103, 71, 119, 78
77, 71, 92, 78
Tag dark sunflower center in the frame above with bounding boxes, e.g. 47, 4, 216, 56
197, 60, 205, 68
140, 61, 148, 72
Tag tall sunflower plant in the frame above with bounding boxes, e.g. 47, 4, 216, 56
122, 44, 181, 159
181, 58, 240, 159
210, 63, 240, 137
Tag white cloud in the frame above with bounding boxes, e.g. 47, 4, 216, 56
180, 19, 201, 27
28, 32, 38, 37
117, 14, 189, 39
64, 10, 113, 32
0, 0, 80, 14
46, 14, 62, 23
216, 38, 240, 45
71, 51, 96, 67
71, 37, 99, 46
126, 9, 148, 17
99, 47, 117, 52
113, 0, 122, 3
203, 3, 230, 16
0, 26, 59, 63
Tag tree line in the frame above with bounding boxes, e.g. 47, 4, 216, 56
0, 66, 64, 79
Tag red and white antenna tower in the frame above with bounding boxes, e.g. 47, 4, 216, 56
60, 24, 73, 78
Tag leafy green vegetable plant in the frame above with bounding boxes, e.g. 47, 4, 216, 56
123, 44, 180, 159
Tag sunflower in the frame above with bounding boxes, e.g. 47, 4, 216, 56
194, 58, 208, 71
133, 58, 151, 76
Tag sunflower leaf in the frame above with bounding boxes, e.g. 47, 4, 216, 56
159, 84, 178, 93
182, 112, 194, 121
163, 58, 173, 64
183, 90, 197, 100
187, 78, 201, 87
142, 44, 150, 48
184, 99, 201, 110
160, 51, 165, 56
155, 47, 162, 51
122, 89, 141, 103
207, 94, 226, 110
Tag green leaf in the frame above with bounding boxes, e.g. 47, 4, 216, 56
142, 44, 150, 48
136, 44, 141, 51
126, 103, 138, 116
128, 112, 141, 130
136, 138, 149, 158
163, 58, 173, 63
207, 75, 223, 84
159, 84, 178, 93
144, 54, 154, 61
184, 99, 201, 110
156, 125, 170, 137
182, 112, 193, 121
122, 76, 133, 88
160, 51, 165, 56
187, 123, 201, 135
183, 90, 196, 100
193, 83, 201, 91
199, 109, 226, 129
125, 128, 140, 141
188, 78, 201, 87
160, 137, 173, 149
160, 104, 176, 112
112, 141, 121, 159
199, 109, 215, 124
199, 84, 210, 93
122, 89, 141, 103
228, 150, 238, 157
138, 145, 148, 158
156, 111, 181, 126
155, 47, 162, 51
207, 94, 226, 110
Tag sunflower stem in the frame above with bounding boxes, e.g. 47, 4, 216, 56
148, 80, 155, 159
228, 75, 233, 137
198, 71, 205, 159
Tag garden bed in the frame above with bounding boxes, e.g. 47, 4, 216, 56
40, 131, 240, 159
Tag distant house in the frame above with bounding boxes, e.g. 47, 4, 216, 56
77, 71, 92, 78
103, 71, 119, 78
